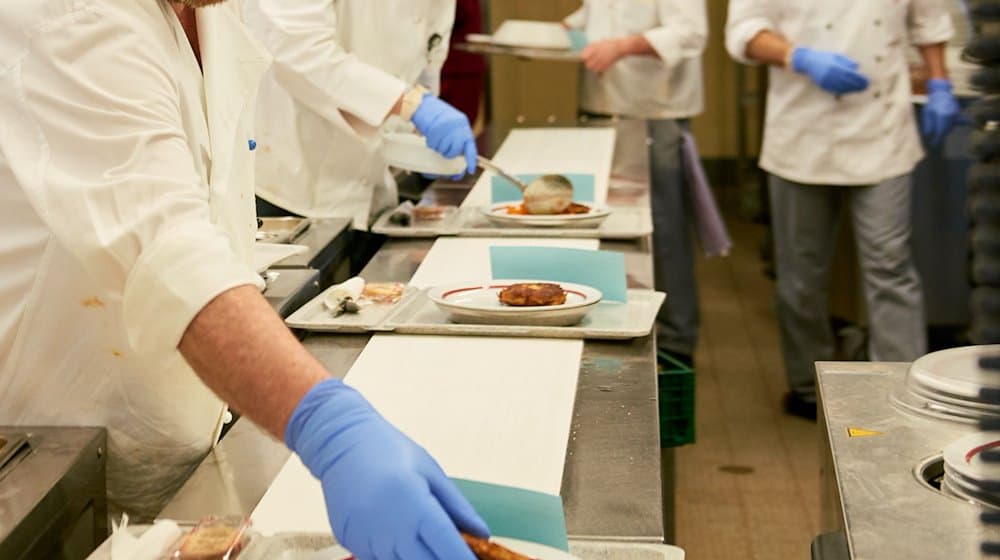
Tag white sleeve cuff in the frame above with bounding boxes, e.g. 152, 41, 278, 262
122, 226, 264, 357
642, 27, 690, 69
337, 60, 410, 126
910, 14, 955, 46
726, 17, 773, 65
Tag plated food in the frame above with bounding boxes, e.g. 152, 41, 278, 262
498, 282, 568, 307
428, 280, 602, 327
481, 202, 611, 228
503, 202, 591, 216
169, 517, 250, 560
463, 533, 534, 560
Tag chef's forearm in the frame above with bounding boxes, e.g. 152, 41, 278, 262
745, 30, 794, 68
919, 43, 948, 80
179, 285, 328, 441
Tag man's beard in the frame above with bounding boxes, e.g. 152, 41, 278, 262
173, 0, 227, 6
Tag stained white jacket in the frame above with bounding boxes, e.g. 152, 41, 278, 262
726, 0, 953, 185
565, 0, 708, 119
243, 0, 456, 227
0, 0, 267, 516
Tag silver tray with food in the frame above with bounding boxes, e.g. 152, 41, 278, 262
255, 217, 311, 244
284, 278, 416, 334
372, 205, 651, 240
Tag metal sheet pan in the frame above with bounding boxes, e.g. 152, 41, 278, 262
255, 217, 311, 244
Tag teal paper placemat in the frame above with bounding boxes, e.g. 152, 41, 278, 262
490, 246, 627, 302
453, 479, 568, 551
491, 173, 596, 204
567, 30, 589, 52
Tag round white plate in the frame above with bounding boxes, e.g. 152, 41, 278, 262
321, 537, 580, 560
381, 131, 467, 176
428, 280, 602, 327
943, 431, 1000, 483
481, 203, 611, 228
907, 345, 1000, 399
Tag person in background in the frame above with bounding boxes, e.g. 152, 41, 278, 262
564, 0, 709, 368
243, 0, 478, 231
726, 1, 960, 419
441, 0, 487, 128
0, 2, 486, 558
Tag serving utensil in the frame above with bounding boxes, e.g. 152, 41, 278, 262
476, 156, 574, 215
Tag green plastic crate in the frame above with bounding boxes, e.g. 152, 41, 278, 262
657, 351, 695, 448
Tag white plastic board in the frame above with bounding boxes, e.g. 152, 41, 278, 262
252, 334, 583, 535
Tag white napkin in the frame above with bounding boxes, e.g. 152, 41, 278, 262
109, 515, 183, 560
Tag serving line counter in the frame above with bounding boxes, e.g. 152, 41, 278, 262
158, 120, 669, 548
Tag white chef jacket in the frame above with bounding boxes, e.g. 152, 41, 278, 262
726, 0, 954, 185
0, 1, 268, 517
243, 0, 456, 227
564, 0, 707, 120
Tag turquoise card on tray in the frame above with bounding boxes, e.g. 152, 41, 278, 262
567, 30, 589, 52
491, 173, 596, 204
490, 246, 627, 302
452, 478, 569, 552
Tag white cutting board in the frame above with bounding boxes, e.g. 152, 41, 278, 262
462, 128, 617, 208
252, 334, 583, 534
408, 237, 599, 289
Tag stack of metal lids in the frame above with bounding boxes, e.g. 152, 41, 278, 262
893, 345, 1000, 422
943, 432, 1000, 508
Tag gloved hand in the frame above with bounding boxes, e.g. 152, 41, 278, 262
412, 94, 478, 177
287, 379, 489, 560
923, 78, 960, 147
791, 47, 870, 95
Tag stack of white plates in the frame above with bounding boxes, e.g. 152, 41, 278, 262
942, 432, 1000, 508
892, 345, 1000, 423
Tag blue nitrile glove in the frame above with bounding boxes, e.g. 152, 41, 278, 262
412, 94, 478, 178
287, 379, 489, 560
923, 78, 960, 147
791, 47, 870, 95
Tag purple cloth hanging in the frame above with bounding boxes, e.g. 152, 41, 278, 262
681, 130, 732, 258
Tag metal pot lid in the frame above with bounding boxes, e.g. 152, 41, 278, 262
907, 345, 1000, 400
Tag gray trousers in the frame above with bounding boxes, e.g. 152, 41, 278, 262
769, 174, 926, 397
649, 119, 699, 356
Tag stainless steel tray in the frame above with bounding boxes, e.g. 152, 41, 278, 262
372, 205, 652, 240
256, 217, 311, 244
284, 285, 420, 334
286, 287, 664, 341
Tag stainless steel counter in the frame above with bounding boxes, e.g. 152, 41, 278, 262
817, 362, 998, 559
161, 121, 667, 543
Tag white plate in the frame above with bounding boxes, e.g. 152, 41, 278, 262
381, 131, 467, 176
481, 203, 611, 228
314, 537, 580, 560
428, 280, 602, 327
943, 431, 1000, 483
907, 345, 1000, 399
492, 20, 572, 51
254, 243, 309, 273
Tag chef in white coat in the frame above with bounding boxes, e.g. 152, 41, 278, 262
563, 0, 708, 367
0, 2, 486, 557
726, 1, 959, 419
243, 0, 477, 229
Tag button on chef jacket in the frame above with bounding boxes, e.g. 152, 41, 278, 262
0, 1, 268, 517
726, 0, 953, 185
564, 0, 708, 119
243, 0, 456, 228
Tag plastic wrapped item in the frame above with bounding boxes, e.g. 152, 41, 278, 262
166, 517, 252, 560
361, 282, 406, 304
